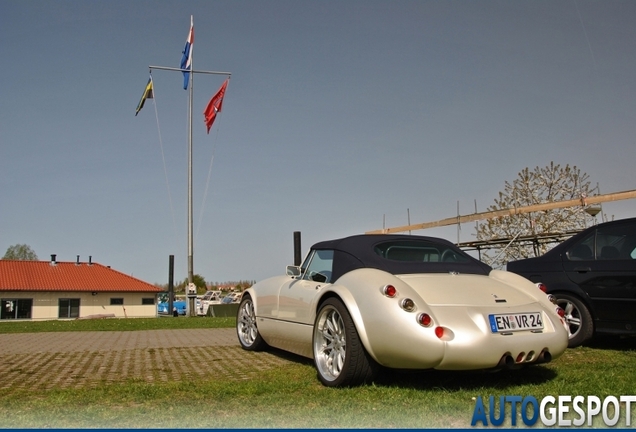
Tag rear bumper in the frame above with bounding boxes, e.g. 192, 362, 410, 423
367, 305, 568, 370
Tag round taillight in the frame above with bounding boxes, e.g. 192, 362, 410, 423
516, 352, 526, 363
417, 313, 432, 327
556, 306, 565, 318
435, 326, 444, 339
536, 282, 547, 293
400, 298, 416, 312
383, 284, 397, 298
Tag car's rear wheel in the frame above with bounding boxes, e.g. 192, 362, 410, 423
236, 295, 268, 351
312, 298, 379, 387
556, 293, 594, 348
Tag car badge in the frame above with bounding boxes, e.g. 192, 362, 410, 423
492, 294, 507, 303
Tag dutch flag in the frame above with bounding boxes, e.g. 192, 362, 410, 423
180, 16, 194, 90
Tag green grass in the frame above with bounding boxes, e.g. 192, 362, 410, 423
0, 316, 234, 333
0, 319, 635, 428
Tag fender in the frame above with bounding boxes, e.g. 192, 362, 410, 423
313, 268, 442, 365
313, 283, 371, 356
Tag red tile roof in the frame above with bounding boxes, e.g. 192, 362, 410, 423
0, 260, 162, 293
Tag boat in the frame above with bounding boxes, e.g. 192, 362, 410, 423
197, 290, 222, 316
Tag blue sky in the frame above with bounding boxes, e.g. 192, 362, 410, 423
2, 0, 635, 285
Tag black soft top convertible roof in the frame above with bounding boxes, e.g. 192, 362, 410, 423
311, 234, 492, 282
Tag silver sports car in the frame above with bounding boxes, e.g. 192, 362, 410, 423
237, 234, 569, 387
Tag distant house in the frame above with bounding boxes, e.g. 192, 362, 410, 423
0, 255, 162, 320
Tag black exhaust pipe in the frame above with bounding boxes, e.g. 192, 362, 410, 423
535, 350, 552, 364
496, 354, 515, 369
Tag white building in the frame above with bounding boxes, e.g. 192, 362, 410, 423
0, 255, 162, 320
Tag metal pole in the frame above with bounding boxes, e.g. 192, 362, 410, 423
149, 65, 231, 76
293, 231, 302, 266
187, 33, 196, 317
168, 255, 175, 317
457, 201, 460, 244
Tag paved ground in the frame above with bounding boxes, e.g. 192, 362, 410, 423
0, 329, 293, 390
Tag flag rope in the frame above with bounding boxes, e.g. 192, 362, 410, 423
195, 114, 222, 243
151, 80, 180, 252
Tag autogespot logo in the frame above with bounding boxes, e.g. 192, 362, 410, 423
471, 395, 636, 427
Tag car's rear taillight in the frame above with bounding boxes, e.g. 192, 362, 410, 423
435, 326, 445, 339
417, 313, 432, 327
536, 282, 548, 293
382, 284, 397, 298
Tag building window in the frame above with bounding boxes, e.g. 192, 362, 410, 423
59, 298, 80, 318
110, 298, 124, 305
1, 299, 33, 320
142, 298, 155, 305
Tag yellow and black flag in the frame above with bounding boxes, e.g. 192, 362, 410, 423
135, 76, 154, 116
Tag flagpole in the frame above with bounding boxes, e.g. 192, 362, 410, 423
187, 29, 195, 317
145, 15, 231, 318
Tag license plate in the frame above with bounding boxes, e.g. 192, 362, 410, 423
489, 312, 543, 333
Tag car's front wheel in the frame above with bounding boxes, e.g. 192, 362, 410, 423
236, 295, 268, 351
312, 298, 379, 387
556, 293, 594, 348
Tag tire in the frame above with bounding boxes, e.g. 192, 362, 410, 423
312, 298, 379, 387
236, 295, 268, 351
555, 293, 594, 348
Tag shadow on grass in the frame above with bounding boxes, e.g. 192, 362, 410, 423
585, 334, 636, 351
265, 346, 557, 390
376, 366, 557, 390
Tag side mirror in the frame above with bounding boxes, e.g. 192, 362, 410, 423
286, 265, 301, 277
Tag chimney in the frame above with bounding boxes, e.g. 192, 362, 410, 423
50, 254, 57, 266
76, 255, 80, 266
88, 256, 92, 266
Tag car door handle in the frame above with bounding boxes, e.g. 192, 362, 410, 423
574, 267, 591, 273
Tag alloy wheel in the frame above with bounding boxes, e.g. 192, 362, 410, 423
314, 305, 347, 381
237, 298, 258, 346
558, 298, 582, 339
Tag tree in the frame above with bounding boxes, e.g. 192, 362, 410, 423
3, 244, 38, 261
474, 162, 597, 269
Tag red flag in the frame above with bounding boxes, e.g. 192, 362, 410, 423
204, 79, 228, 133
